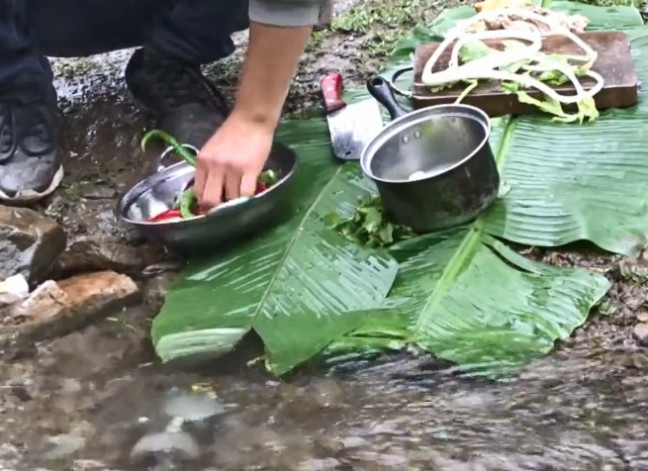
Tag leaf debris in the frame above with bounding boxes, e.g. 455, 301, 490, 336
325, 196, 416, 248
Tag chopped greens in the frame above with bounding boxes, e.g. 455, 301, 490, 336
458, 38, 496, 62
325, 196, 416, 248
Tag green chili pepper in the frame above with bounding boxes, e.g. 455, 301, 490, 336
141, 129, 197, 167
179, 187, 198, 219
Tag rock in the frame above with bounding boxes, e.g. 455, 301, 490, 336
131, 431, 200, 461
0, 292, 20, 308
0, 274, 29, 308
0, 275, 29, 309
297, 458, 342, 471
42, 434, 86, 460
144, 272, 179, 306
0, 271, 140, 345
638, 312, 648, 323
59, 378, 83, 394
0, 274, 29, 298
340, 436, 369, 449
71, 460, 111, 470
633, 323, 648, 345
41, 421, 94, 460
8, 280, 67, 321
0, 205, 66, 283
54, 235, 165, 276
302, 379, 344, 408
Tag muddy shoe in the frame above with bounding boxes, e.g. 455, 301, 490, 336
0, 86, 64, 204
125, 48, 230, 149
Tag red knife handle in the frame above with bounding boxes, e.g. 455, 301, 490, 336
320, 72, 346, 114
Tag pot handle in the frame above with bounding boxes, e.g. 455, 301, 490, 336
387, 66, 414, 98
367, 76, 409, 120
157, 144, 199, 172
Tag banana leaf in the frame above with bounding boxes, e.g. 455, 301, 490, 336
326, 228, 610, 376
378, 4, 648, 257
549, 0, 643, 29
325, 5, 647, 374
152, 2, 645, 376
152, 120, 399, 375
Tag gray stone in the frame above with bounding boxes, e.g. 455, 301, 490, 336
0, 206, 66, 283
54, 235, 164, 276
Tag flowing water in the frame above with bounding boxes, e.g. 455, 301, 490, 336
3, 326, 648, 471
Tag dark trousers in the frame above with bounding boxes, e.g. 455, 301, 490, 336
0, 0, 249, 88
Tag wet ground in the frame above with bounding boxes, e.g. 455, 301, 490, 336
3, 1, 648, 470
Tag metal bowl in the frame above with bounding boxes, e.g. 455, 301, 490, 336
116, 142, 298, 252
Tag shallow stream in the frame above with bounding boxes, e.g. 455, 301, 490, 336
3, 325, 647, 470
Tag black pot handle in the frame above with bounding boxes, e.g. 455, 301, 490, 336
366, 76, 409, 120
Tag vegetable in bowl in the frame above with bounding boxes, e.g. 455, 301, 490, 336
141, 130, 280, 224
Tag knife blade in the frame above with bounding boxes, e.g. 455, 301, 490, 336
320, 72, 384, 161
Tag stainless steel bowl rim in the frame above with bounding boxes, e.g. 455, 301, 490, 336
116, 159, 296, 228
360, 103, 492, 184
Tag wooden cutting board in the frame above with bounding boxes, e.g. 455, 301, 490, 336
411, 31, 639, 116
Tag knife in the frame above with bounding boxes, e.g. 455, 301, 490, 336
320, 72, 384, 161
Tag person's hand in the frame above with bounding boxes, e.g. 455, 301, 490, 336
194, 113, 274, 208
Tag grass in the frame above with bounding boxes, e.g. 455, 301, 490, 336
307, 0, 447, 56
308, 0, 647, 58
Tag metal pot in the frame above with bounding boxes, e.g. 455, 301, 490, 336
360, 76, 500, 233
116, 142, 298, 253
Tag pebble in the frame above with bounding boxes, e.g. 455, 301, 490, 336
71, 460, 111, 470
633, 323, 648, 345
131, 431, 200, 461
341, 436, 369, 449
164, 393, 226, 422
42, 434, 86, 460
303, 379, 344, 408
81, 186, 118, 200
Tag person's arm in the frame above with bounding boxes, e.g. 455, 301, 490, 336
194, 1, 327, 208
232, 22, 312, 132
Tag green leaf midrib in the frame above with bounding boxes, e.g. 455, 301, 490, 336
248, 165, 344, 330
411, 115, 519, 340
